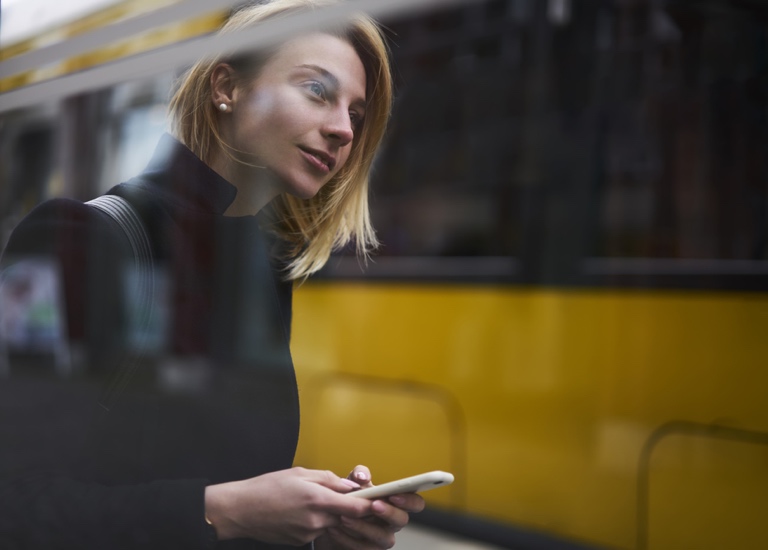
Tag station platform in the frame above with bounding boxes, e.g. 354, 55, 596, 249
396, 524, 507, 549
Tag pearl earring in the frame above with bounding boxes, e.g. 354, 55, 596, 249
218, 103, 228, 112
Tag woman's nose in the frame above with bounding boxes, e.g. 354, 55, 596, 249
323, 109, 354, 146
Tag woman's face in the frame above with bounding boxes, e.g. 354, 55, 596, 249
218, 32, 367, 201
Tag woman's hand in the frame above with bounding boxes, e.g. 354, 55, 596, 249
314, 465, 426, 550
204, 467, 372, 546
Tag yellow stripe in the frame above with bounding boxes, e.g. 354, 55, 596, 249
62, 13, 226, 74
0, 1, 225, 93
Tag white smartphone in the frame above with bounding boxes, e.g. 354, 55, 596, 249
351, 470, 454, 499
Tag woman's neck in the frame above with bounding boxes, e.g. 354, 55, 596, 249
209, 152, 280, 217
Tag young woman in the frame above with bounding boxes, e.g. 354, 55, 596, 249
0, 1, 423, 548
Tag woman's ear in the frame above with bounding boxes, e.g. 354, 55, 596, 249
211, 63, 237, 111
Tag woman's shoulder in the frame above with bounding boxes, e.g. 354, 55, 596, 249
2, 196, 134, 261
20, 196, 92, 220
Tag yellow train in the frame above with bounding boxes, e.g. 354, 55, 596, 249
288, 0, 768, 549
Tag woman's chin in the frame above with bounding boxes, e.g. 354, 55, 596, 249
287, 181, 326, 201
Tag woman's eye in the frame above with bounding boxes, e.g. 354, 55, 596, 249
349, 111, 363, 129
306, 81, 326, 99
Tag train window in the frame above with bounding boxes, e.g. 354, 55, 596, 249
583, 0, 768, 289
321, 0, 768, 290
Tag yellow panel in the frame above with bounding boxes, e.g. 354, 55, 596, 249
648, 433, 768, 549
292, 283, 768, 550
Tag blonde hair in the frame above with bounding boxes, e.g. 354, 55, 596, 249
168, 0, 393, 280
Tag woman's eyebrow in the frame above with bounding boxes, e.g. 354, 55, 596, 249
297, 63, 367, 108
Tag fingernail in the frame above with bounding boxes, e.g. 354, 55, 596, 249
389, 495, 406, 506
354, 471, 369, 482
341, 479, 360, 489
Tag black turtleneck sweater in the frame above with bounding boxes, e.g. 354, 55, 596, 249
0, 135, 302, 549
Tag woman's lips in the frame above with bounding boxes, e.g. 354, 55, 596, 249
299, 147, 333, 173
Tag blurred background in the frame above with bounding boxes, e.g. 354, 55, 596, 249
1, 0, 768, 548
